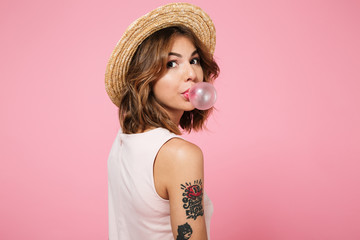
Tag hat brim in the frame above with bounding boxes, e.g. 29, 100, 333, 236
105, 3, 216, 107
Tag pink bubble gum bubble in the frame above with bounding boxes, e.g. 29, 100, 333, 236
189, 82, 217, 110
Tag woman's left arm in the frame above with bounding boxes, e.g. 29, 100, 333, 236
155, 138, 208, 240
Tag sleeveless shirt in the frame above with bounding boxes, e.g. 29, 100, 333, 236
107, 127, 213, 239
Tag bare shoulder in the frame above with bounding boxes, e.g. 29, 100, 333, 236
155, 138, 204, 184
154, 138, 204, 200
159, 137, 204, 167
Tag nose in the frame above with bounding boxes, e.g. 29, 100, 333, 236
185, 63, 197, 82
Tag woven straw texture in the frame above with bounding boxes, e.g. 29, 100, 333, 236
105, 3, 216, 107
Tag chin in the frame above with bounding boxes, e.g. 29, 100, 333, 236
183, 104, 196, 111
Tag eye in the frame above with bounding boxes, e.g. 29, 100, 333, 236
190, 58, 200, 65
166, 61, 177, 68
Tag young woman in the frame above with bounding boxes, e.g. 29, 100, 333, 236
105, 3, 219, 240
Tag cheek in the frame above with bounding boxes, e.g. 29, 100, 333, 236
152, 84, 163, 100
152, 77, 174, 100
197, 68, 204, 81
154, 78, 171, 93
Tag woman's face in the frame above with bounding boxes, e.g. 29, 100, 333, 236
153, 35, 204, 123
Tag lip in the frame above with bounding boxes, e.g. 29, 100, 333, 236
182, 89, 190, 101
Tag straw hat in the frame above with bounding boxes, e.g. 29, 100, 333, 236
105, 2, 216, 107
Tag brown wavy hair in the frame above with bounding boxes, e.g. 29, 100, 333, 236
118, 26, 219, 135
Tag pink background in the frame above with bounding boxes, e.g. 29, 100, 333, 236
1, 0, 359, 239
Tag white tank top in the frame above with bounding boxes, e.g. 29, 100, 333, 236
108, 127, 213, 239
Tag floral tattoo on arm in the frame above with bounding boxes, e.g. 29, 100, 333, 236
181, 179, 204, 220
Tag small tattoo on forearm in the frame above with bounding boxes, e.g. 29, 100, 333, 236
177, 222, 193, 240
181, 179, 204, 220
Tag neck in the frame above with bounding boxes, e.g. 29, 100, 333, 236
141, 110, 183, 133
167, 110, 184, 127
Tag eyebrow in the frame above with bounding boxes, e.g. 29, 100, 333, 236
168, 50, 198, 58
